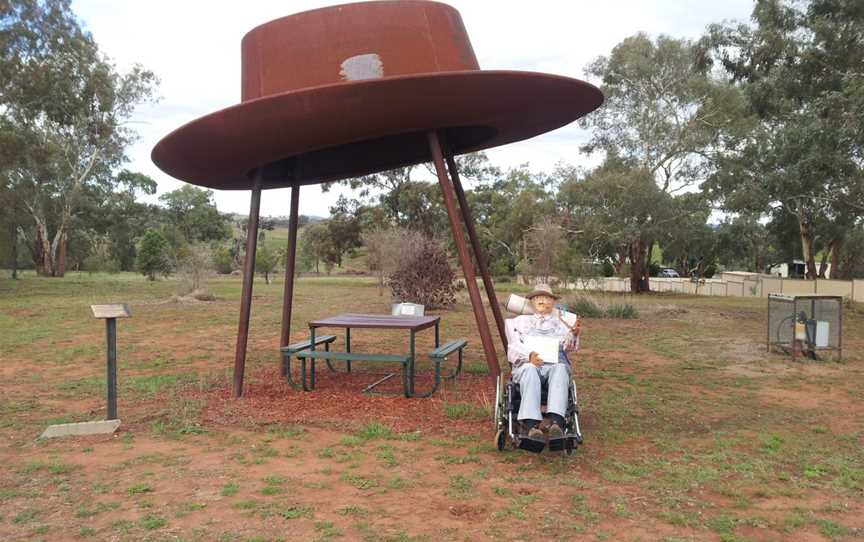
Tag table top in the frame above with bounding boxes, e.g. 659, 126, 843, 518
309, 313, 440, 331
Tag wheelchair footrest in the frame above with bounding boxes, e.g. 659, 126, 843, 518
517, 437, 545, 454
548, 437, 567, 452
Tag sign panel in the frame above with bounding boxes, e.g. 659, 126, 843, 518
90, 304, 131, 319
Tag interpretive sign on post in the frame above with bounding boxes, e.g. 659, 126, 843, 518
40, 304, 130, 439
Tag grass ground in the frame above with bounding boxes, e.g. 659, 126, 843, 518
0, 271, 862, 541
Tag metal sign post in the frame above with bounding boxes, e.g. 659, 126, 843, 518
40, 303, 130, 439
91, 304, 130, 419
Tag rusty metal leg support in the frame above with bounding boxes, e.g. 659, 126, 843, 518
232, 174, 263, 397
428, 131, 500, 378
444, 152, 508, 352
279, 182, 301, 375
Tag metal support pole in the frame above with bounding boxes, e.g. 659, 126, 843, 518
346, 327, 352, 373
309, 326, 316, 391
444, 150, 508, 351
427, 130, 500, 378
409, 329, 416, 396
279, 182, 301, 375
232, 173, 263, 397
838, 297, 843, 361
105, 318, 118, 420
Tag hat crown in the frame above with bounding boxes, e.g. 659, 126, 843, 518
527, 283, 558, 299
241, 1, 479, 102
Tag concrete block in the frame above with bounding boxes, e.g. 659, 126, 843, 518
40, 419, 121, 439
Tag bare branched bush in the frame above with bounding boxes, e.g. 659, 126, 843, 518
363, 228, 412, 295
526, 217, 565, 283
386, 232, 455, 309
177, 244, 214, 295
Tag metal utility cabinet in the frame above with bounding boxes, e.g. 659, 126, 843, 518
767, 294, 842, 360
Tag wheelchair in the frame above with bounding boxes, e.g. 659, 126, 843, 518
493, 371, 582, 454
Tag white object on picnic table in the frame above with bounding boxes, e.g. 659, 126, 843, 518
391, 303, 425, 316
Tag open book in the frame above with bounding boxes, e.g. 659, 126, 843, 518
523, 335, 560, 364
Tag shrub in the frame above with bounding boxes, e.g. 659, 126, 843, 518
605, 303, 638, 319
136, 229, 171, 280
176, 244, 214, 293
212, 246, 234, 274
362, 228, 409, 294
601, 261, 615, 277
386, 234, 455, 309
567, 296, 604, 318
83, 235, 120, 273
255, 244, 280, 284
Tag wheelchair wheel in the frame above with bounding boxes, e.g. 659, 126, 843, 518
493, 375, 503, 430
495, 429, 506, 451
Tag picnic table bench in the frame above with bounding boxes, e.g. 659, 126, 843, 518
280, 335, 337, 391
280, 313, 467, 397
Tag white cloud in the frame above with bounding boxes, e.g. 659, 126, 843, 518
71, 0, 754, 217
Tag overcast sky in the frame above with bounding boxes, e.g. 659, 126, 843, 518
70, 0, 755, 218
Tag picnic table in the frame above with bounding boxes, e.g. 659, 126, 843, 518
280, 313, 467, 398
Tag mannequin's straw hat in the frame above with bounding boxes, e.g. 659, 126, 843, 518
526, 284, 560, 300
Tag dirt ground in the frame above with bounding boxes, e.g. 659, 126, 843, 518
0, 272, 862, 541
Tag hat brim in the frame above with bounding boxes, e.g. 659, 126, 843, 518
526, 291, 560, 300
151, 70, 603, 190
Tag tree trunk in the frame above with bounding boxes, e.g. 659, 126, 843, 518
829, 238, 842, 280
797, 213, 817, 280
57, 232, 67, 277
817, 240, 833, 279
9, 223, 18, 279
612, 249, 627, 275
629, 239, 651, 293
755, 253, 765, 274
33, 225, 45, 275
641, 240, 652, 292
35, 220, 54, 276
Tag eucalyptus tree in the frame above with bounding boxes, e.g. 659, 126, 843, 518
1, 0, 158, 276
322, 152, 498, 226
658, 193, 717, 277
714, 213, 773, 273
559, 158, 674, 292
579, 33, 742, 291
158, 185, 231, 244
705, 0, 864, 279
468, 165, 556, 276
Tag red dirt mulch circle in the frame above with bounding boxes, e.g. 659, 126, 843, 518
198, 367, 496, 436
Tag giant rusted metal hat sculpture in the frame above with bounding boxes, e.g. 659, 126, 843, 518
152, 0, 603, 397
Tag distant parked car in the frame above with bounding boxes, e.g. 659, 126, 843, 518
659, 268, 680, 278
